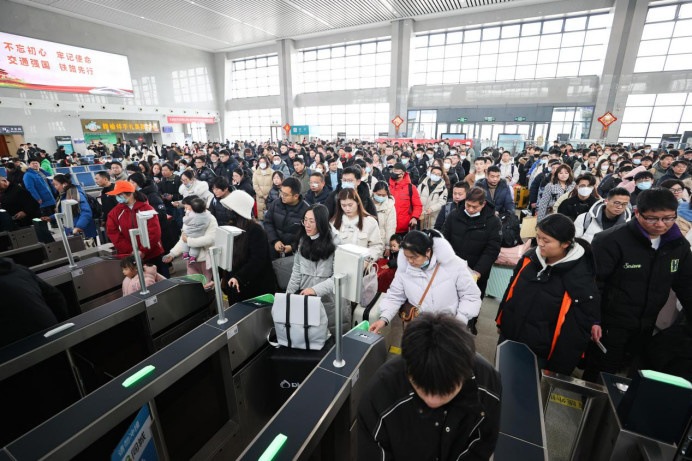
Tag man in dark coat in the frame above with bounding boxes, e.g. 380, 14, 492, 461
264, 177, 309, 259
0, 175, 40, 229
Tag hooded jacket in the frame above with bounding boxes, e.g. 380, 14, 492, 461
475, 178, 515, 215
651, 162, 671, 182
389, 173, 423, 234
495, 244, 600, 374
252, 166, 274, 218
55, 185, 97, 238
418, 176, 448, 229
23, 168, 56, 208
106, 200, 164, 261
378, 237, 482, 325
592, 219, 692, 333
122, 264, 165, 296
574, 199, 632, 243
375, 196, 397, 247
358, 354, 501, 461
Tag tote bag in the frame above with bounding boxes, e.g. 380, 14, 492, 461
271, 293, 330, 350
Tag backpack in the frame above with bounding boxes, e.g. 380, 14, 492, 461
499, 210, 521, 248
86, 192, 102, 218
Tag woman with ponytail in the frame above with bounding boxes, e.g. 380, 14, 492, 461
49, 173, 97, 239
495, 213, 600, 375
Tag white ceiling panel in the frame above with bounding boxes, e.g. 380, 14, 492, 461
12, 0, 540, 51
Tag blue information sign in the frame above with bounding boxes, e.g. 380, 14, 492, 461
112, 404, 159, 461
290, 125, 309, 136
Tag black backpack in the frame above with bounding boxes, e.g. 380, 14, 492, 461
86, 193, 102, 219
499, 210, 521, 248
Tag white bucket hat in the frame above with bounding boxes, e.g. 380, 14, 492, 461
220, 190, 254, 220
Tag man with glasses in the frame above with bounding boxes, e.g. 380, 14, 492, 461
583, 188, 692, 382
575, 187, 632, 243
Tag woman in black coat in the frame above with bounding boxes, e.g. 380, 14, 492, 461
442, 186, 502, 334
495, 214, 600, 375
220, 190, 277, 304
557, 173, 600, 221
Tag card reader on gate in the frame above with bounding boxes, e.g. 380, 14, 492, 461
616, 370, 692, 445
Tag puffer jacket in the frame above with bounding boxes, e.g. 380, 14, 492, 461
389, 173, 423, 234
495, 244, 600, 374
358, 354, 501, 461
375, 196, 397, 248
574, 199, 632, 243
195, 166, 216, 186
263, 197, 309, 248
378, 237, 482, 325
331, 215, 384, 260
106, 200, 164, 261
475, 178, 515, 215
418, 177, 448, 229
54, 185, 97, 238
122, 264, 165, 296
169, 214, 219, 269
179, 179, 213, 206
266, 184, 281, 209
252, 166, 273, 219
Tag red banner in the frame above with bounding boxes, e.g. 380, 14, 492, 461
166, 116, 216, 124
376, 138, 474, 148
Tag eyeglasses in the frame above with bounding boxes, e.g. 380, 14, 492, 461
279, 191, 293, 198
670, 187, 684, 193
608, 201, 629, 208
640, 215, 677, 224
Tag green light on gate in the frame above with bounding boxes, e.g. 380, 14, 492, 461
350, 320, 370, 332
640, 370, 692, 389
258, 433, 288, 461
122, 365, 156, 388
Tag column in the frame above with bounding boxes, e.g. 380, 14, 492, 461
278, 39, 296, 133
389, 19, 414, 137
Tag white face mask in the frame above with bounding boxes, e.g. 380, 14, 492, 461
465, 209, 481, 218
601, 165, 609, 172
273, 159, 281, 165
416, 153, 423, 159
443, 163, 451, 170
259, 163, 267, 169
578, 186, 593, 196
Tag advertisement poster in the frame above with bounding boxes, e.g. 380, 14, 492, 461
0, 32, 133, 97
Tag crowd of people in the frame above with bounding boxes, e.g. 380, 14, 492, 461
2, 136, 692, 457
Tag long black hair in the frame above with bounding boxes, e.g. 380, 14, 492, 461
298, 204, 336, 262
226, 208, 258, 269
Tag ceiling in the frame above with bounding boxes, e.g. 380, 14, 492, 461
11, 0, 529, 51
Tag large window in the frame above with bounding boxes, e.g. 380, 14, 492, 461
618, 93, 692, 144
411, 13, 611, 85
171, 67, 213, 103
295, 39, 391, 94
230, 54, 280, 99
547, 106, 594, 142
406, 110, 437, 138
634, 2, 692, 73
226, 108, 281, 141
132, 76, 158, 106
293, 103, 389, 140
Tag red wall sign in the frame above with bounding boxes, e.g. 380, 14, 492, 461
166, 116, 216, 124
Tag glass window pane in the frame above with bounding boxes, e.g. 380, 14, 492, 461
540, 34, 562, 49
361, 42, 377, 54
669, 37, 692, 54
559, 47, 583, 62
622, 106, 653, 123
429, 34, 445, 46
521, 22, 541, 36
447, 31, 463, 44
519, 36, 540, 51
680, 4, 692, 19
346, 44, 360, 55
564, 17, 587, 31
517, 50, 538, 65
655, 93, 687, 106
515, 64, 536, 79
589, 14, 612, 29
464, 29, 481, 42
634, 56, 666, 73
543, 19, 563, 34
627, 94, 657, 106
483, 27, 501, 40
647, 123, 679, 137
462, 41, 481, 56
562, 31, 585, 47
673, 19, 692, 37
499, 38, 519, 53
502, 24, 520, 38
641, 21, 674, 40
646, 5, 677, 23
638, 39, 671, 57
651, 105, 683, 122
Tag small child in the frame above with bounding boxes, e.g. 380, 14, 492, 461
121, 255, 165, 296
180, 197, 211, 264
387, 234, 402, 269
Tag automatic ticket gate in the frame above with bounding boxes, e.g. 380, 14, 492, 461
0, 227, 39, 252
1, 298, 387, 460
39, 255, 126, 316
0, 278, 215, 447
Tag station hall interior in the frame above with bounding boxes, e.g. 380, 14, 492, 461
1, 0, 692, 460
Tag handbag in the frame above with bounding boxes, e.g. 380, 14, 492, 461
272, 254, 295, 291
271, 293, 330, 350
360, 262, 378, 307
398, 263, 440, 323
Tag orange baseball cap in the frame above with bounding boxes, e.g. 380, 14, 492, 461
106, 181, 136, 195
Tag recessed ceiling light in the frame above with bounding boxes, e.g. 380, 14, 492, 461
140, 16, 144, 19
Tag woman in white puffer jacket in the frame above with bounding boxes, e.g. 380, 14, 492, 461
372, 181, 397, 255
369, 230, 481, 334
330, 187, 384, 260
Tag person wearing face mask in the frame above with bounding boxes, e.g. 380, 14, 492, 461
325, 166, 377, 219
441, 157, 459, 186
556, 174, 600, 221
369, 229, 482, 335
354, 159, 377, 192
597, 164, 633, 197
372, 182, 397, 256
496, 214, 600, 375
389, 163, 423, 234
434, 181, 470, 231
178, 170, 213, 206
266, 170, 284, 209
270, 153, 291, 178
627, 170, 654, 206
418, 165, 449, 229
657, 159, 691, 186
528, 153, 550, 188
252, 155, 273, 220
304, 171, 330, 206
443, 188, 502, 335
575, 187, 632, 243
412, 148, 430, 180
330, 188, 383, 260
399, 152, 420, 186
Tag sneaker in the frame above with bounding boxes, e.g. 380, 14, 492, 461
188, 256, 197, 264
468, 317, 478, 336
182, 252, 190, 260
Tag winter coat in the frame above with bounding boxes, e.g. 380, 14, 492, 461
498, 160, 519, 186
291, 169, 312, 195
157, 175, 182, 202
434, 201, 462, 231
266, 184, 281, 209
169, 213, 219, 269
325, 182, 377, 219
651, 162, 670, 183
304, 186, 330, 206
443, 201, 502, 287
23, 168, 56, 208
331, 215, 384, 260
122, 265, 165, 296
389, 173, 423, 234
656, 170, 692, 186
209, 195, 233, 226
574, 199, 632, 243
476, 178, 515, 215
375, 196, 397, 247
0, 181, 39, 227
55, 185, 97, 238
182, 210, 211, 238
271, 160, 291, 178
592, 219, 692, 333
234, 176, 256, 199
263, 197, 309, 248
0, 258, 68, 348
179, 179, 213, 206
537, 182, 575, 220
358, 354, 501, 461
106, 200, 164, 261
418, 177, 448, 229
218, 159, 239, 182
252, 166, 273, 219
286, 237, 349, 333
403, 161, 420, 185
597, 173, 622, 197
495, 244, 601, 374
378, 237, 482, 325
325, 168, 343, 192
195, 166, 216, 186
557, 194, 600, 221
40, 158, 54, 176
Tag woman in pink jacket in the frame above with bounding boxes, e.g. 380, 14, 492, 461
121, 256, 165, 296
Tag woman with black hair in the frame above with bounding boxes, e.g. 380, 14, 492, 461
286, 204, 346, 333
369, 229, 482, 334
47, 173, 97, 239
218, 190, 276, 303
495, 213, 600, 375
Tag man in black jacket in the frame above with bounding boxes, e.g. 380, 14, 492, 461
95, 171, 118, 222
584, 188, 692, 382
304, 171, 330, 206
0, 176, 40, 229
325, 166, 377, 218
264, 177, 309, 259
435, 181, 469, 231
158, 164, 183, 229
194, 157, 216, 188
217, 150, 238, 182
358, 312, 501, 461
209, 177, 234, 226
400, 152, 420, 186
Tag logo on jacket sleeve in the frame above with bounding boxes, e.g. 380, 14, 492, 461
671, 259, 679, 273
623, 263, 641, 269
